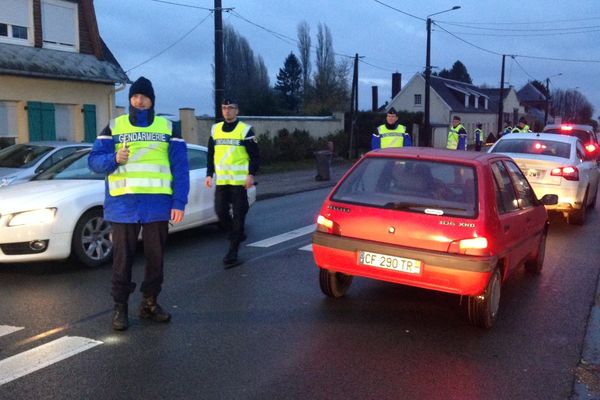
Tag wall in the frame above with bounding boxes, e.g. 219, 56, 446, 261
0, 75, 114, 142
179, 109, 345, 145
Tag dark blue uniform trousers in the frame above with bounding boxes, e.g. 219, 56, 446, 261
215, 185, 249, 245
111, 221, 169, 304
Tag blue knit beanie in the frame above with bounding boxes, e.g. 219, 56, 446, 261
129, 77, 155, 106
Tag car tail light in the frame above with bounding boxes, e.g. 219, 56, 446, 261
551, 166, 579, 181
560, 125, 573, 131
448, 237, 489, 256
585, 143, 597, 153
317, 215, 341, 235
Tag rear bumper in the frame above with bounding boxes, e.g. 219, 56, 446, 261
312, 231, 498, 296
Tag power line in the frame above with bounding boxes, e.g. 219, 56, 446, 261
125, 11, 213, 73
436, 16, 600, 26
372, 0, 425, 21
433, 22, 503, 56
437, 22, 600, 32
148, 0, 213, 10
228, 10, 297, 46
438, 28, 600, 37
511, 56, 537, 81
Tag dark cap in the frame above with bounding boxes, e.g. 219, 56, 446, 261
387, 107, 397, 115
129, 77, 155, 105
452, 115, 461, 121
221, 98, 238, 106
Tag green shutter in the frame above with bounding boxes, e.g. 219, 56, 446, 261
27, 101, 42, 141
83, 104, 97, 142
41, 103, 56, 141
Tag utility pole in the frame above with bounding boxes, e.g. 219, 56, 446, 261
423, 17, 432, 147
348, 53, 359, 159
497, 54, 506, 135
214, 0, 224, 122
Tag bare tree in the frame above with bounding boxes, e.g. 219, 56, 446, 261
552, 88, 594, 123
297, 21, 312, 98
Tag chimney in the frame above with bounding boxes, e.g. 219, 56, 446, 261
392, 72, 402, 98
372, 86, 378, 112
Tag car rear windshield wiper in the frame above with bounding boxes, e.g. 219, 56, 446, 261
384, 202, 469, 212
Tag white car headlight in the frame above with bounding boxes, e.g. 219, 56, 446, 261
8, 208, 57, 226
0, 176, 17, 187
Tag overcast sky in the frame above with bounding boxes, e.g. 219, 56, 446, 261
94, 0, 600, 120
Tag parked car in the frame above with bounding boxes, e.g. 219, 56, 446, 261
312, 147, 557, 329
0, 145, 256, 267
0, 142, 91, 187
543, 124, 600, 160
489, 133, 599, 225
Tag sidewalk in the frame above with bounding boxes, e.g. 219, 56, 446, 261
254, 158, 353, 200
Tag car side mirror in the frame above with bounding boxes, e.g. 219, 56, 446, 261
540, 194, 558, 206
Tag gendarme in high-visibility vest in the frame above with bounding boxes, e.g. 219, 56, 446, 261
377, 124, 407, 148
212, 121, 251, 186
108, 115, 173, 196
511, 124, 530, 133
447, 123, 465, 150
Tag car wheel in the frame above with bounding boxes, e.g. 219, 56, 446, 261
71, 209, 113, 267
319, 268, 353, 298
567, 189, 588, 225
465, 268, 501, 329
524, 229, 547, 274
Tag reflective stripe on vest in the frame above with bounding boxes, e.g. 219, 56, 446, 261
108, 115, 173, 196
447, 123, 464, 150
211, 121, 251, 185
377, 124, 407, 148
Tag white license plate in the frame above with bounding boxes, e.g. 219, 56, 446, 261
526, 168, 545, 180
358, 251, 422, 274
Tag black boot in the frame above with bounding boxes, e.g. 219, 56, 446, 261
112, 303, 129, 331
139, 296, 171, 323
223, 242, 239, 268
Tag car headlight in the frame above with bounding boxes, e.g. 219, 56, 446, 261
8, 208, 57, 226
0, 176, 17, 187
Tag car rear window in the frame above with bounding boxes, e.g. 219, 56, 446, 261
0, 144, 53, 168
491, 138, 571, 158
331, 157, 477, 218
543, 128, 592, 143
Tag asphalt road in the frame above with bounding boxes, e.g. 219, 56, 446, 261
1, 188, 599, 400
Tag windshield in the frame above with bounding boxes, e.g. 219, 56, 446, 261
543, 129, 591, 143
491, 138, 571, 158
0, 144, 53, 168
34, 151, 104, 181
331, 157, 477, 218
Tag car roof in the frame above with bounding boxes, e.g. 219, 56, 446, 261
18, 141, 92, 148
367, 147, 507, 165
498, 132, 579, 144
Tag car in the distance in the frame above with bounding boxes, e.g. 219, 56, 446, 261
543, 123, 599, 161
312, 147, 557, 329
0, 144, 256, 267
0, 141, 92, 187
489, 132, 599, 225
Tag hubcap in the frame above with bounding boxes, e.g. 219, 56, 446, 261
81, 217, 113, 261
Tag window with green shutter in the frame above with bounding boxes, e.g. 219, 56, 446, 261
83, 104, 97, 142
27, 101, 56, 141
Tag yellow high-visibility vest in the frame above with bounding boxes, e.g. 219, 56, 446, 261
211, 121, 251, 186
377, 124, 407, 148
447, 123, 464, 150
108, 115, 173, 196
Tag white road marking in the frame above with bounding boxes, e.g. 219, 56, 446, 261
0, 336, 102, 386
299, 244, 313, 252
0, 326, 24, 338
248, 224, 316, 248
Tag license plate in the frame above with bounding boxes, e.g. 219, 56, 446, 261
526, 168, 545, 180
358, 251, 422, 274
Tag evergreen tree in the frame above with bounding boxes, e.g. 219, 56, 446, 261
275, 52, 303, 113
436, 60, 472, 84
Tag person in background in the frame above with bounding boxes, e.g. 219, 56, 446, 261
500, 121, 512, 137
205, 98, 260, 268
512, 117, 531, 133
447, 115, 467, 150
371, 107, 412, 149
474, 123, 483, 151
88, 76, 190, 331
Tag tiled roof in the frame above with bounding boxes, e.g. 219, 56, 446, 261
0, 42, 128, 84
428, 75, 501, 113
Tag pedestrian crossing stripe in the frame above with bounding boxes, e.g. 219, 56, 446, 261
0, 336, 102, 386
0, 325, 24, 338
247, 224, 316, 248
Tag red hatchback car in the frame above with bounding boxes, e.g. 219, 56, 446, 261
312, 148, 557, 329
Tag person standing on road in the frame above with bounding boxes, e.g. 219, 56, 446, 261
205, 98, 260, 268
447, 115, 467, 150
88, 76, 190, 331
501, 121, 512, 137
512, 117, 531, 133
474, 123, 483, 151
371, 107, 412, 150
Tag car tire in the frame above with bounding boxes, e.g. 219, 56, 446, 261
465, 268, 501, 329
71, 209, 113, 267
567, 189, 588, 225
319, 268, 353, 298
524, 229, 547, 274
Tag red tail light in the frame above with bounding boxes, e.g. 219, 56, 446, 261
551, 166, 579, 181
560, 125, 573, 131
317, 215, 341, 235
585, 143, 597, 153
448, 237, 489, 256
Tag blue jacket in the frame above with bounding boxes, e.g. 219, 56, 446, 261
88, 111, 189, 224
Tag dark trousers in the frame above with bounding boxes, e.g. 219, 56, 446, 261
111, 221, 169, 304
215, 185, 249, 245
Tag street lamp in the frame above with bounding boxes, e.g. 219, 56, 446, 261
423, 5, 461, 147
544, 72, 562, 126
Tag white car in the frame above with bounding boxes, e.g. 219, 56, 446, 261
489, 133, 600, 224
0, 144, 256, 266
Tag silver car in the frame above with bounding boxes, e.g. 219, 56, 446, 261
0, 142, 91, 187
